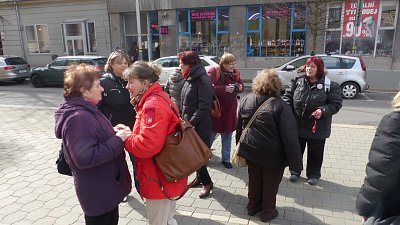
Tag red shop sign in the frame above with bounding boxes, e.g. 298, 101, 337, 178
342, 0, 380, 39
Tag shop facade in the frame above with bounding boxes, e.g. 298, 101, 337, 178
108, 0, 399, 70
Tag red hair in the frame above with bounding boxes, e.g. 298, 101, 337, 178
177, 51, 201, 67
305, 57, 325, 79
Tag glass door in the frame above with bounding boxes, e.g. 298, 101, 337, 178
62, 22, 87, 55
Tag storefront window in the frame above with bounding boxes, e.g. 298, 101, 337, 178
325, 30, 341, 54
247, 3, 306, 57
218, 8, 229, 31
327, 7, 342, 29
247, 6, 260, 31
293, 3, 306, 30
380, 4, 396, 27
178, 35, 190, 52
178, 10, 189, 33
178, 8, 229, 56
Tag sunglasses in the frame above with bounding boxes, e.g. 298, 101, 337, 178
108, 50, 127, 63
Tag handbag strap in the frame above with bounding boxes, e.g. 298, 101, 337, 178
239, 97, 275, 142
153, 93, 181, 119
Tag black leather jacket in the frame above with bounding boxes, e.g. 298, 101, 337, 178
98, 73, 136, 129
236, 93, 303, 171
282, 75, 342, 139
356, 112, 400, 218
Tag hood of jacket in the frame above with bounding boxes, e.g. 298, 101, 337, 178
170, 69, 184, 83
186, 63, 207, 83
55, 96, 99, 139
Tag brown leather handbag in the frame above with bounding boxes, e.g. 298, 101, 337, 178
154, 94, 212, 182
211, 92, 222, 119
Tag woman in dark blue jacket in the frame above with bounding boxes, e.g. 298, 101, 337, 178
55, 64, 132, 225
282, 57, 342, 185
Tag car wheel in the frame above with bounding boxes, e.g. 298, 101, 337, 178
341, 82, 359, 99
31, 74, 44, 88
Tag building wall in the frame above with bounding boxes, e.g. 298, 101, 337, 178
0, 0, 111, 66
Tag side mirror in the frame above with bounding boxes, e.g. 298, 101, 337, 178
285, 65, 295, 71
47, 64, 50, 68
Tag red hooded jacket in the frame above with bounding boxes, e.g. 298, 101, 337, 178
125, 83, 188, 199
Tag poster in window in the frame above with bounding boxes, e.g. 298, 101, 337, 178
342, 0, 380, 39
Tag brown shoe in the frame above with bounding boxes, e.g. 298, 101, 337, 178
260, 210, 278, 222
199, 183, 213, 198
189, 177, 202, 188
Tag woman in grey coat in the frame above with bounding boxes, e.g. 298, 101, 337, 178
164, 68, 185, 111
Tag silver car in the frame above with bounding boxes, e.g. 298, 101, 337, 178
0, 55, 31, 83
153, 55, 219, 86
275, 54, 368, 99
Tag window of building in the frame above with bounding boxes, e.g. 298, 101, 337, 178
178, 8, 229, 56
25, 25, 50, 54
325, 0, 398, 57
246, 3, 306, 58
86, 22, 97, 53
376, 2, 397, 57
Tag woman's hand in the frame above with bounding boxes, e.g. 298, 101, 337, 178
361, 216, 367, 223
225, 84, 235, 93
116, 129, 132, 142
311, 109, 322, 119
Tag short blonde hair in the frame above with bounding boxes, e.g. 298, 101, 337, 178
219, 53, 236, 65
63, 64, 100, 98
392, 90, 400, 112
252, 69, 282, 97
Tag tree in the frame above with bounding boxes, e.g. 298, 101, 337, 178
305, 0, 346, 53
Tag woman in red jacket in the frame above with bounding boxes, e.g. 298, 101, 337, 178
123, 61, 188, 225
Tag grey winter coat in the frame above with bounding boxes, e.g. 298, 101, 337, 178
282, 75, 342, 139
164, 69, 185, 111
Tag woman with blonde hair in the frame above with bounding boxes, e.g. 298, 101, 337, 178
356, 91, 400, 224
55, 64, 132, 225
236, 69, 302, 222
123, 61, 188, 225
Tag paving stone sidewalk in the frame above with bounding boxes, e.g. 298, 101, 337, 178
0, 106, 376, 225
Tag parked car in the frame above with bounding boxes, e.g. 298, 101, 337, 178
0, 55, 31, 83
275, 54, 368, 99
153, 55, 219, 86
30, 56, 107, 88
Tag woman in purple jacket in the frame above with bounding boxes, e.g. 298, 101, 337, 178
208, 53, 244, 168
54, 64, 132, 225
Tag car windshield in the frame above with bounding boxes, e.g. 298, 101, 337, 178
93, 58, 107, 66
210, 57, 219, 64
5, 57, 27, 65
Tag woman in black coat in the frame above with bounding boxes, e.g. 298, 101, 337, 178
236, 69, 302, 222
356, 91, 400, 224
178, 51, 214, 199
282, 56, 342, 185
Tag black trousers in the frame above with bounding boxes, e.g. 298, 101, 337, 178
293, 137, 326, 179
247, 161, 284, 216
197, 164, 212, 185
85, 207, 119, 225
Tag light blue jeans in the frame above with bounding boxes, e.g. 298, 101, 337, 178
211, 132, 233, 163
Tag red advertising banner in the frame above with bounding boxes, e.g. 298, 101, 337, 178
342, 0, 380, 38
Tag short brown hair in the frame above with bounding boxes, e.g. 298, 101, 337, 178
104, 50, 130, 73
122, 61, 161, 83
63, 64, 101, 98
219, 53, 236, 65
252, 69, 282, 97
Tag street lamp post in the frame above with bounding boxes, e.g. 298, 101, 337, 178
135, 0, 143, 60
